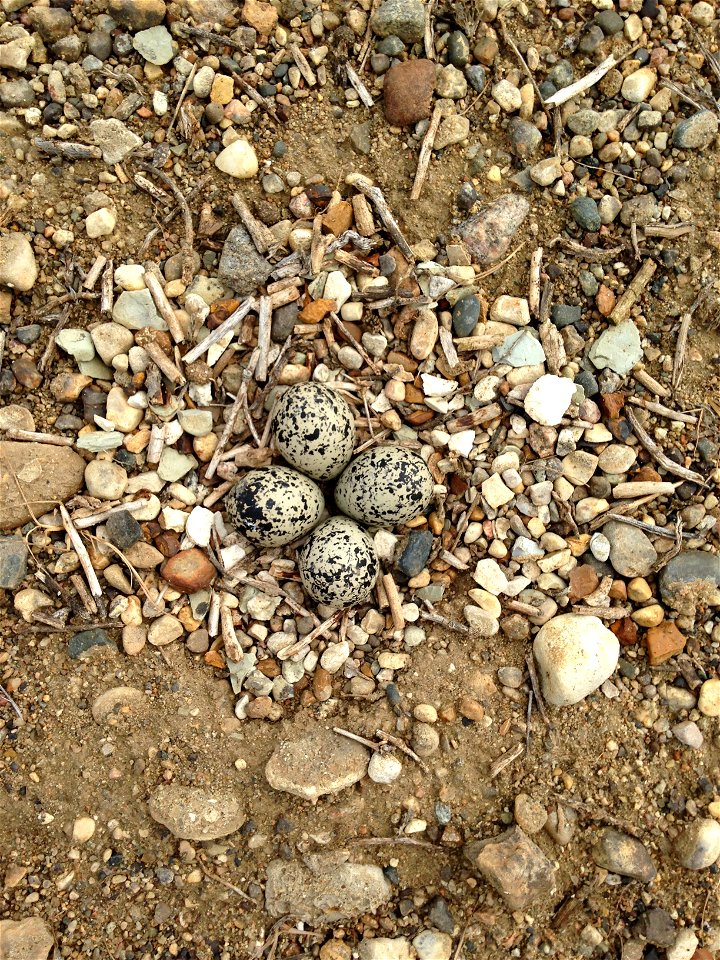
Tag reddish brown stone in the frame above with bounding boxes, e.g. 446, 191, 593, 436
161, 547, 216, 593
595, 284, 616, 316
611, 616, 638, 647
313, 666, 333, 702
299, 298, 334, 322
632, 465, 662, 483
598, 392, 625, 419
323, 200, 353, 236
474, 37, 498, 65
608, 579, 627, 600
12, 356, 42, 389
569, 564, 600, 600
645, 621, 686, 666
383, 59, 436, 127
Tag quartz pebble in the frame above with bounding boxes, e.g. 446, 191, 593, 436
533, 614, 619, 706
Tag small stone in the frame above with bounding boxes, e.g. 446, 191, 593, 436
148, 614, 184, 646
0, 405, 34, 432
666, 930, 699, 960
507, 117, 543, 157
161, 548, 216, 592
492, 79, 522, 112
646, 622, 686, 666
412, 929, 453, 960
0, 232, 38, 291
218, 224, 271, 294
570, 196, 601, 231
436, 64, 467, 99
659, 550, 720, 614
112, 289, 165, 331
91, 686, 145, 724
122, 625, 146, 656
86, 207, 116, 238
397, 530, 433, 577
265, 725, 369, 802
85, 460, 128, 501
621, 66, 657, 102
368, 752, 402, 783
133, 25, 174, 64
514, 794, 548, 834
0, 442, 85, 531
604, 520, 657, 577
371, 0, 426, 41
481, 473, 514, 509
588, 319, 642, 375
592, 828, 657, 881
149, 784, 244, 840
0, 918, 54, 960
105, 510, 142, 550
0, 537, 28, 589
69, 628, 115, 660
672, 720, 703, 749
90, 118, 142, 165
267, 856, 392, 922
530, 156, 562, 186
676, 819, 720, 869
698, 678, 720, 717
56, 328, 95, 363
524, 374, 576, 426
493, 329, 545, 366
473, 826, 556, 910
106, 386, 143, 433
452, 295, 481, 337
598, 444, 636, 473
383, 59, 435, 126
178, 409, 213, 437
456, 194, 530, 266
108, 0, 166, 30
215, 139, 259, 178
72, 816, 96, 844
533, 613, 619, 706
158, 447, 198, 482
434, 115, 470, 150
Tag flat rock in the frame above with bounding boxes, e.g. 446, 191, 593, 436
161, 548, 216, 592
218, 224, 272, 294
0, 404, 35, 432
359, 938, 413, 960
148, 784, 244, 840
533, 613, 619, 706
108, 0, 166, 29
604, 519, 657, 577
456, 194, 530, 267
265, 725, 369, 802
0, 441, 85, 531
0, 231, 38, 291
215, 139, 259, 179
588, 319, 642, 375
91, 686, 146, 724
69, 628, 116, 660
0, 917, 54, 960
371, 0, 426, 41
524, 374, 576, 426
90, 118, 143, 166
0, 537, 28, 589
132, 25, 174, 64
383, 59, 436, 127
473, 826, 556, 910
112, 288, 166, 330
592, 828, 657, 881
673, 110, 719, 149
265, 854, 392, 921
493, 329, 545, 367
659, 550, 720, 614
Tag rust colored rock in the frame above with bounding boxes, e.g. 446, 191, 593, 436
646, 621, 686, 666
0, 441, 86, 531
12, 356, 42, 389
50, 372, 92, 402
569, 564, 600, 600
383, 59, 436, 127
161, 547, 216, 592
598, 392, 625, 419
596, 284, 616, 316
632, 465, 662, 483
611, 616, 638, 646
456, 194, 530, 266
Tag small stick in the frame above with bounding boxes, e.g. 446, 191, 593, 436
526, 690, 533, 755
612, 481, 677, 499
345, 62, 374, 108
424, 0, 436, 58
601, 513, 692, 540
529, 247, 543, 317
506, 600, 542, 617
377, 729, 429, 774
489, 741, 525, 778
310, 214, 326, 276
254, 295, 272, 383
220, 606, 243, 661
200, 868, 257, 905
587, 492, 667, 531
203, 480, 233, 509
60, 504, 102, 600
411, 103, 444, 201
142, 341, 186, 385
70, 573, 98, 615
644, 221, 693, 238
571, 605, 631, 620
289, 43, 316, 86
331, 312, 381, 373
38, 304, 71, 374
608, 258, 656, 324
630, 221, 640, 260
419, 610, 469, 634
634, 368, 671, 398
0, 330, 5, 375
133, 173, 170, 202
276, 612, 342, 660
351, 836, 437, 849
167, 61, 197, 138
73, 498, 150, 529
135, 162, 195, 285
500, 20, 549, 118
143, 263, 185, 343
351, 194, 376, 237
332, 248, 379, 275
672, 286, 714, 392
33, 137, 101, 160
183, 297, 256, 365
445, 403, 503, 433
549, 238, 626, 262
3, 428, 74, 446
626, 408, 704, 484
231, 193, 277, 255
525, 654, 549, 726
346, 173, 414, 262
544, 45, 640, 106
269, 286, 299, 309
205, 348, 260, 480
475, 240, 526, 280
100, 259, 114, 315
438, 327, 459, 368
83, 255, 107, 290
382, 573, 406, 632
0, 682, 23, 724
333, 727, 380, 751
627, 396, 698, 424
235, 75, 281, 123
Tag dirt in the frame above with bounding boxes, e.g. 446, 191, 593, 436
2, 11, 720, 960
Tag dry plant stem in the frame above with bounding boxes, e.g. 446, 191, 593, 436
167, 61, 196, 137
133, 173, 170, 201
277, 612, 342, 659
351, 194, 376, 237
71, 573, 98, 615
0, 682, 23, 724
83, 254, 107, 290
289, 43, 316, 85
529, 247, 543, 316
135, 161, 195, 284
351, 836, 438, 849
627, 395, 698, 424
0, 330, 5, 375
143, 263, 185, 343
331, 312, 381, 373
38, 304, 71, 374
423, 0, 435, 58
3, 428, 74, 446
205, 349, 260, 480
243, 577, 321, 627
231, 193, 276, 254
525, 653, 550, 726
73, 498, 150, 529
345, 62, 374, 107
235, 75, 281, 122
490, 741, 525, 778
377, 729, 429, 773
346, 174, 415, 261
544, 45, 639, 106
500, 20, 548, 117
100, 259, 114, 315
411, 104, 444, 201
200, 867, 256, 904
475, 240, 526, 280
626, 408, 703, 483
254, 296, 272, 383
33, 137, 101, 159
183, 297, 256, 364
333, 727, 380, 752
143, 340, 186, 384
634, 368, 671, 398
382, 573, 406, 631
602, 513, 691, 540
645, 221, 694, 238
419, 610, 469, 633
203, 480, 233, 508
672, 286, 713, 392
60, 504, 102, 600
572, 604, 631, 619
609, 258, 656, 324
549, 237, 625, 261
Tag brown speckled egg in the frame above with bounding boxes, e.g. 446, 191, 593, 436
272, 383, 356, 481
298, 517, 379, 607
334, 445, 434, 526
226, 467, 324, 547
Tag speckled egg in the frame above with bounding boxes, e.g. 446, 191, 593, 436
226, 467, 324, 547
298, 517, 379, 607
335, 445, 434, 526
272, 383, 356, 481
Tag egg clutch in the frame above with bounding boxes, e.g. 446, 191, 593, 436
225, 383, 434, 607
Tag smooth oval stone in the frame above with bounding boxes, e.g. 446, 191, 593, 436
452, 294, 481, 336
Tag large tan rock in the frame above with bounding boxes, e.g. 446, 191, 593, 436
0, 916, 54, 960
0, 441, 85, 530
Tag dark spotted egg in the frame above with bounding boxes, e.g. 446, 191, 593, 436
334, 445, 434, 526
298, 517, 379, 607
272, 383, 356, 481
226, 467, 324, 547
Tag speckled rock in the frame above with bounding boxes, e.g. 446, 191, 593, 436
456, 194, 530, 266
265, 855, 392, 921
676, 818, 720, 869
265, 725, 369, 802
0, 537, 28, 589
298, 517, 379, 607
371, 0, 426, 41
217, 224, 271, 294
673, 110, 719, 149
0, 917, 54, 960
273, 383, 355, 481
226, 467, 324, 546
148, 784, 245, 840
335, 446, 434, 526
659, 550, 720, 613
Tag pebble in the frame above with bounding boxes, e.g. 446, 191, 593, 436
266, 856, 391, 922
514, 793, 548, 834
157, 447, 198, 481
91, 686, 145, 724
621, 66, 657, 102
56, 329, 96, 363
436, 64, 467, 99
672, 720, 703, 749
371, 0, 426, 41
604, 520, 657, 577
592, 828, 657, 881
456, 194, 530, 266
84, 460, 128, 500
570, 197, 601, 231
452, 295, 481, 337
86, 207, 116, 238
368, 752, 403, 783
122, 624, 146, 655
112, 289, 165, 331
148, 784, 245, 840
666, 930, 699, 960
148, 614, 184, 646
0, 918, 54, 960
0, 537, 28, 589
132, 25, 174, 64
492, 79, 522, 112
218, 224, 271, 294
0, 232, 38, 291
161, 548, 215, 592
473, 826, 556, 910
72, 816, 96, 843
265, 725, 369, 801
676, 818, 720, 869
523, 374, 576, 426
383, 59, 435, 126
588, 319, 643, 375
358, 939, 413, 960
90, 118, 142, 165
215, 139, 259, 178
412, 930, 452, 960
0, 441, 85, 531
533, 613, 619, 706
434, 115, 470, 150
68, 628, 115, 659
698, 678, 720, 717
659, 550, 720, 613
